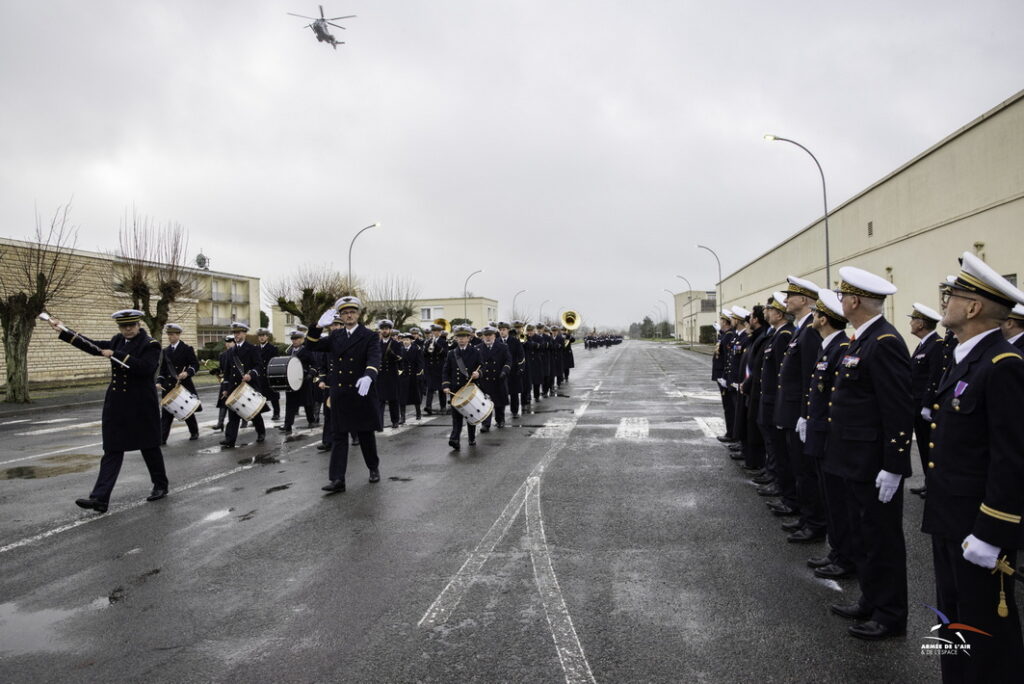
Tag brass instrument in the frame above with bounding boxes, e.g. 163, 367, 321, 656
434, 317, 451, 333
560, 310, 581, 331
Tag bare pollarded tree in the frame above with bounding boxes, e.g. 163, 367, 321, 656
114, 208, 198, 342
268, 264, 364, 328
0, 203, 86, 403
364, 274, 422, 329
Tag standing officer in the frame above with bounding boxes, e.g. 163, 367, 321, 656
525, 324, 544, 403
756, 295, 795, 504
497, 321, 525, 418
47, 310, 168, 512
1002, 303, 1024, 350
513, 321, 533, 412
376, 320, 404, 429
561, 326, 575, 383
278, 330, 316, 433
157, 322, 201, 444
304, 297, 382, 492
776, 276, 825, 543
923, 253, 1024, 681
256, 328, 281, 421
398, 332, 424, 423
714, 312, 738, 442
907, 303, 943, 497
423, 323, 448, 415
477, 325, 512, 431
443, 325, 481, 450
825, 267, 913, 641
219, 322, 269, 448
800, 290, 855, 580
212, 335, 234, 431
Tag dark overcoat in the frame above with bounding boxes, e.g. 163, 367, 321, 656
303, 324, 382, 432
158, 341, 202, 413
476, 341, 512, 408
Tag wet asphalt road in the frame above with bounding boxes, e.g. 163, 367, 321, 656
0, 341, 980, 682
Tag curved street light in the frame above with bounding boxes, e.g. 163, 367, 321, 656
512, 289, 526, 320
348, 222, 380, 292
764, 134, 832, 286
697, 244, 723, 310
538, 299, 550, 324
463, 269, 482, 322
676, 275, 694, 347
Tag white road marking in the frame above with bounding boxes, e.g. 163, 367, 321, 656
526, 477, 597, 684
692, 416, 725, 439
14, 420, 102, 436
614, 417, 649, 440
815, 578, 844, 592
681, 391, 722, 402
0, 419, 31, 426
532, 418, 575, 439
0, 465, 254, 555
30, 418, 74, 425
0, 442, 104, 467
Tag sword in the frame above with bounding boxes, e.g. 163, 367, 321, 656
39, 312, 130, 368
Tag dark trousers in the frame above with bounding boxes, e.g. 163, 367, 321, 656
328, 430, 378, 481
932, 537, 1022, 682
425, 387, 447, 412
914, 414, 932, 477
521, 382, 532, 408
450, 410, 477, 442
842, 477, 908, 629
815, 460, 856, 570
321, 402, 333, 447
508, 374, 521, 415
758, 421, 777, 481
379, 397, 400, 427
532, 381, 542, 401
773, 427, 799, 509
483, 401, 506, 428
284, 390, 314, 430
791, 430, 826, 533
90, 447, 168, 502
269, 395, 280, 418
161, 410, 198, 442
216, 406, 228, 427
543, 374, 554, 394
721, 388, 737, 437
224, 410, 265, 445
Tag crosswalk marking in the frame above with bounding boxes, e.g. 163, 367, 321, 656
615, 417, 649, 440
693, 416, 726, 439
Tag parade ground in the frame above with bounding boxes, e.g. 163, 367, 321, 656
0, 342, 991, 682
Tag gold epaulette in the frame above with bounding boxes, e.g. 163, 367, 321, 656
877, 334, 897, 341
992, 353, 1022, 364
839, 342, 850, 347
779, 330, 792, 336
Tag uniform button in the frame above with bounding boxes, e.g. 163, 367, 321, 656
827, 418, 832, 423
933, 403, 940, 410
930, 423, 937, 430
929, 442, 935, 448
928, 461, 935, 469
828, 402, 832, 407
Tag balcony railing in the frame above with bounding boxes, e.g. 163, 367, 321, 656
210, 292, 231, 302
230, 293, 248, 303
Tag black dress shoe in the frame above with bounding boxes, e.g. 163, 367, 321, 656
468, 438, 476, 446
752, 475, 775, 485
729, 452, 745, 460
848, 620, 905, 641
271, 414, 280, 421
146, 488, 168, 502
321, 480, 345, 492
189, 433, 199, 440
830, 602, 872, 620
496, 422, 505, 428
391, 423, 400, 429
350, 437, 359, 446
425, 408, 434, 415
727, 443, 742, 452
768, 502, 799, 516
369, 469, 380, 483
160, 440, 167, 446
806, 555, 833, 569
481, 426, 490, 433
814, 563, 856, 580
277, 425, 290, 432
787, 528, 826, 543
449, 439, 460, 451
316, 443, 331, 452
213, 424, 224, 431
757, 485, 782, 497
909, 485, 925, 495
780, 520, 803, 532
256, 433, 266, 443
716, 435, 736, 443
75, 497, 108, 513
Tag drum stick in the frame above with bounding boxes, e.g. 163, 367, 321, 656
38, 312, 130, 368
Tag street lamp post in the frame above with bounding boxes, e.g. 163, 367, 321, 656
676, 275, 694, 348
697, 244, 723, 311
348, 222, 380, 293
538, 299, 550, 325
463, 269, 482, 322
764, 134, 832, 286
512, 289, 526, 320
663, 289, 677, 338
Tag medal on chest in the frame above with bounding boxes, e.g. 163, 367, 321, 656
952, 380, 968, 411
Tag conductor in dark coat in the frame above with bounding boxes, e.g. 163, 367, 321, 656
157, 323, 201, 444
525, 325, 545, 401
823, 267, 913, 641
922, 255, 1024, 682
219, 322, 269, 448
48, 309, 168, 513
477, 326, 512, 430
304, 297, 382, 492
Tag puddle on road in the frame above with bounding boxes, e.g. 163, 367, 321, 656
265, 483, 292, 494
388, 476, 413, 482
0, 601, 79, 655
238, 453, 287, 465
2, 453, 99, 480
237, 510, 257, 521
203, 509, 235, 522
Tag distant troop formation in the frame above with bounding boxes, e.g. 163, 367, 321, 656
710, 251, 1024, 681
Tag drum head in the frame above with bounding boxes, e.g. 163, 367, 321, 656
285, 356, 303, 391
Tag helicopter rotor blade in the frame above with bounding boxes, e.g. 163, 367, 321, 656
326, 15, 356, 20
319, 5, 325, 19
287, 13, 316, 19
326, 22, 348, 30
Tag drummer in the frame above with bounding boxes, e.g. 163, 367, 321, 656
157, 323, 201, 444
442, 324, 482, 451
219, 322, 269, 449
46, 309, 169, 513
279, 330, 316, 433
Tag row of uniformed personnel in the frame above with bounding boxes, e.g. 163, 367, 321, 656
709, 252, 1024, 680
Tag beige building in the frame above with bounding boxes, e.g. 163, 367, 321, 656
670, 289, 720, 343
0, 237, 259, 385
719, 89, 1024, 349
195, 271, 262, 346
270, 296, 501, 335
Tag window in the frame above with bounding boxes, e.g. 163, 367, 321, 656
285, 314, 294, 325
867, 221, 874, 237
421, 308, 432, 320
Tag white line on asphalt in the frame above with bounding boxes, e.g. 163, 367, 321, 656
0, 442, 104, 467
815, 578, 843, 593
30, 418, 74, 425
614, 417, 649, 440
14, 420, 103, 436
0, 419, 31, 426
419, 381, 602, 628
525, 476, 597, 684
0, 464, 254, 555
692, 416, 725, 439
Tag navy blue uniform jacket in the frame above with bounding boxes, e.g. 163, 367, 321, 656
303, 324, 382, 432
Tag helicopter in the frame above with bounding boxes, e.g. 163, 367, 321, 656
287, 5, 355, 50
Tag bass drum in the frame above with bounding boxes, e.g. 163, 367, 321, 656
266, 356, 304, 392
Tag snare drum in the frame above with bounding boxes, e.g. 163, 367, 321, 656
267, 356, 304, 392
226, 381, 267, 420
450, 383, 494, 426
160, 384, 201, 421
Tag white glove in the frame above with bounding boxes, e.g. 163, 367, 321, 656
875, 469, 902, 503
921, 407, 932, 421
317, 308, 337, 328
355, 376, 372, 397
717, 378, 727, 388
962, 534, 1000, 569
797, 417, 807, 443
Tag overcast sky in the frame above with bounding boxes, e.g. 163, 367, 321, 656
2, 1, 1023, 329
